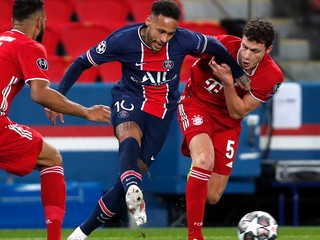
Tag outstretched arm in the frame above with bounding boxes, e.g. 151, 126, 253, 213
29, 80, 111, 124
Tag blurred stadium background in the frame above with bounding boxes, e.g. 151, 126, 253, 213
1, 0, 320, 231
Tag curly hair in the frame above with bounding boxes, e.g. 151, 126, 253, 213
242, 17, 276, 48
151, 0, 181, 20
12, 0, 44, 21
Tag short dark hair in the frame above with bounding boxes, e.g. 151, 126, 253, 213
151, 0, 181, 20
12, 0, 44, 21
242, 17, 276, 48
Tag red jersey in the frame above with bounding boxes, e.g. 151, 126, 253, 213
0, 30, 47, 176
178, 35, 283, 175
182, 35, 283, 120
0, 29, 49, 119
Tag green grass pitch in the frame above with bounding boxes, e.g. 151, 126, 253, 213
0, 227, 319, 239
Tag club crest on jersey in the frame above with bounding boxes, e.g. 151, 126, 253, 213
96, 40, 107, 54
192, 115, 203, 126
162, 60, 174, 71
36, 58, 48, 70
118, 110, 129, 118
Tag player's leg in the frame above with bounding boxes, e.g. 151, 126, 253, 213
178, 100, 214, 240
0, 122, 65, 240
206, 172, 230, 204
115, 120, 147, 226
36, 140, 66, 240
206, 128, 239, 204
116, 121, 143, 193
186, 133, 214, 240
68, 178, 126, 240
111, 96, 149, 226
67, 159, 151, 240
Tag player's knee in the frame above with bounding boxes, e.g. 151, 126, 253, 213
206, 192, 222, 205
50, 148, 63, 166
35, 149, 63, 171
194, 153, 214, 170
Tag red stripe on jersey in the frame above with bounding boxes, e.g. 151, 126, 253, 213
141, 84, 169, 119
141, 44, 168, 72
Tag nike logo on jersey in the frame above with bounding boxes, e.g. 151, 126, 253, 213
135, 62, 146, 67
151, 156, 156, 161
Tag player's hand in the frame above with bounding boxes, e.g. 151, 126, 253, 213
86, 105, 111, 123
235, 74, 251, 91
44, 108, 64, 126
209, 56, 233, 86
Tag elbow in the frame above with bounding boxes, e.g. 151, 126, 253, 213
30, 89, 46, 105
229, 112, 245, 120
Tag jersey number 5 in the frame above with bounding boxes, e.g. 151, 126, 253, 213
225, 140, 235, 159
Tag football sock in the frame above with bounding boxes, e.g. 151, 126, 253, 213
186, 166, 211, 240
80, 179, 126, 235
40, 166, 66, 240
119, 137, 142, 192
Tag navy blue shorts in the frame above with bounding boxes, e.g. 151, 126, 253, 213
111, 94, 175, 167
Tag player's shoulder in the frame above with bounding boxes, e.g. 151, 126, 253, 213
111, 23, 143, 37
3, 30, 45, 52
260, 54, 283, 78
175, 26, 201, 39
216, 35, 240, 44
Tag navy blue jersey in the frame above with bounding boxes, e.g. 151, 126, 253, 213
58, 23, 243, 119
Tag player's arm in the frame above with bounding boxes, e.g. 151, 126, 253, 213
205, 36, 244, 79
29, 79, 111, 123
209, 57, 260, 119
57, 55, 92, 95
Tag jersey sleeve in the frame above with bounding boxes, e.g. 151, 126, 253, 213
17, 42, 49, 83
250, 60, 284, 102
86, 28, 129, 66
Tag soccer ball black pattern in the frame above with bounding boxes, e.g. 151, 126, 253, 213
237, 211, 278, 240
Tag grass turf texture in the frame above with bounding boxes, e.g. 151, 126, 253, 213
0, 227, 319, 239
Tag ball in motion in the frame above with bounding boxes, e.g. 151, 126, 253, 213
237, 211, 278, 240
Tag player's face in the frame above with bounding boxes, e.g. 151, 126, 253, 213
238, 36, 272, 73
144, 14, 178, 51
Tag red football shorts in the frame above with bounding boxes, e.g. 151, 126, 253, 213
178, 96, 241, 175
0, 120, 43, 176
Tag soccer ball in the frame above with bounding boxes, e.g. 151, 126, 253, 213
237, 211, 278, 240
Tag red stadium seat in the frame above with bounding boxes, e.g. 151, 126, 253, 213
308, 0, 320, 12
179, 20, 228, 36
48, 56, 99, 83
60, 22, 112, 58
75, 0, 130, 30
44, 0, 75, 32
0, 0, 14, 32
99, 61, 122, 82
42, 25, 60, 56
180, 55, 198, 82
129, 0, 184, 22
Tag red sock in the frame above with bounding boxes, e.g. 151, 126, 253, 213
40, 166, 66, 240
186, 166, 211, 240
